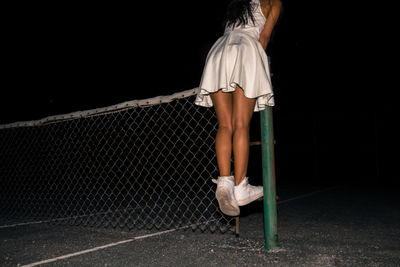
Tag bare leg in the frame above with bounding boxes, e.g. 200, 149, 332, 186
232, 86, 256, 185
210, 90, 233, 177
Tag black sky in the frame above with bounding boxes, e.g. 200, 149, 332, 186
2, 0, 383, 123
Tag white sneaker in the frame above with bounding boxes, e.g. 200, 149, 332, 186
234, 177, 263, 206
212, 176, 240, 216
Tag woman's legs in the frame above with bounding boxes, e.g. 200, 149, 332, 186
210, 90, 233, 177
210, 90, 239, 216
211, 86, 256, 184
232, 87, 256, 185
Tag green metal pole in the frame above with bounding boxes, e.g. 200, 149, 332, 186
260, 106, 279, 250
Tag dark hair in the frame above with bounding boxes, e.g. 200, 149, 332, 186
224, 0, 255, 29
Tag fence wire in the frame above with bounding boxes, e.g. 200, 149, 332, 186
0, 89, 234, 232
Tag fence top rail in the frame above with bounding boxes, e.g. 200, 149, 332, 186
0, 88, 199, 130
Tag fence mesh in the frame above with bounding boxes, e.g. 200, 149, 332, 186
0, 89, 234, 232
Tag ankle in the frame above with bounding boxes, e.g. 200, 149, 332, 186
234, 176, 247, 186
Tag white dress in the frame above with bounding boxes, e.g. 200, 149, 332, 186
194, 0, 274, 112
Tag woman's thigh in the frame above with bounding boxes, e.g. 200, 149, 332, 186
211, 90, 233, 128
232, 86, 256, 129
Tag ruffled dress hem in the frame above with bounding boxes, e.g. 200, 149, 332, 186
194, 85, 274, 112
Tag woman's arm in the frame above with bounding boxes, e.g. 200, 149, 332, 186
259, 0, 282, 50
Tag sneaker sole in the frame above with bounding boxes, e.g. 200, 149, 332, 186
216, 188, 240, 216
236, 191, 264, 206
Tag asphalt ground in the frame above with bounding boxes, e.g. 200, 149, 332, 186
1, 183, 399, 267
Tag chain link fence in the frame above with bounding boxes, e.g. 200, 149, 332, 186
0, 89, 234, 232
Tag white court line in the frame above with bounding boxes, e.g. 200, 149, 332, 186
0, 210, 117, 229
20, 219, 218, 267
20, 228, 180, 267
0, 220, 45, 229
15, 186, 340, 267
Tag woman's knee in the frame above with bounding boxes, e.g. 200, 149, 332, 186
232, 119, 250, 134
218, 122, 233, 135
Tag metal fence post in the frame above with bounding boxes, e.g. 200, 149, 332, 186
260, 106, 279, 250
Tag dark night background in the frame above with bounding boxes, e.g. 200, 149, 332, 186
1, 1, 397, 188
